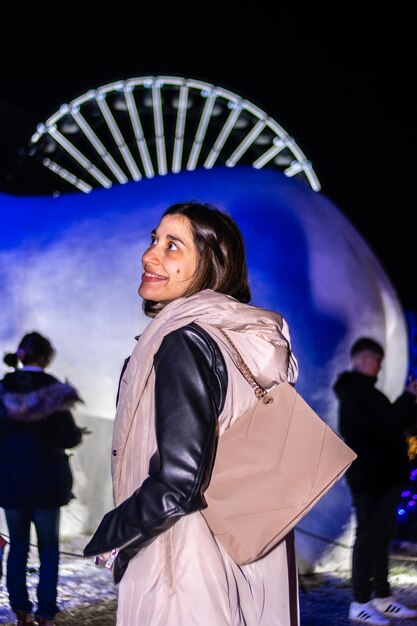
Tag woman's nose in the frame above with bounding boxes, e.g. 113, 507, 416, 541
142, 246, 160, 266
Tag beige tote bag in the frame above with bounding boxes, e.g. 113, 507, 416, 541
202, 331, 357, 565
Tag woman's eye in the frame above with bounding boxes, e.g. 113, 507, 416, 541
150, 236, 157, 246
167, 241, 178, 251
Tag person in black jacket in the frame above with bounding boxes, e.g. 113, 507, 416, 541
0, 331, 86, 626
334, 337, 417, 625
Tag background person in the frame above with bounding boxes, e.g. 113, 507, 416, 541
334, 337, 417, 625
0, 331, 86, 626
84, 201, 300, 625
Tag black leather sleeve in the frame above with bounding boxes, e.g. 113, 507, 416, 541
84, 323, 227, 582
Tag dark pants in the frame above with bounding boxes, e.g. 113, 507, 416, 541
4, 507, 60, 620
351, 489, 399, 603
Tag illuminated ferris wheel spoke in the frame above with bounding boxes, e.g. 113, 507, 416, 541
42, 158, 92, 193
226, 120, 266, 166
186, 88, 217, 171
124, 86, 155, 178
204, 102, 243, 169
70, 108, 128, 183
47, 127, 112, 188
172, 83, 189, 174
152, 80, 168, 176
96, 93, 142, 181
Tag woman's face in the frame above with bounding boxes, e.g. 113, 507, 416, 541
138, 214, 198, 303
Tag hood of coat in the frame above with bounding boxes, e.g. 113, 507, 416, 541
0, 373, 82, 422
142, 289, 299, 390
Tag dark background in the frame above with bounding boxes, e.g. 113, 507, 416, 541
1, 5, 415, 309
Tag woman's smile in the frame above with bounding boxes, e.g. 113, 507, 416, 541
141, 270, 167, 282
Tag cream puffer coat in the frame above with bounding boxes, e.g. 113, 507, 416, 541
106, 290, 299, 625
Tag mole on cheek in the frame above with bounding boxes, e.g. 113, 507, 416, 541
176, 269, 180, 274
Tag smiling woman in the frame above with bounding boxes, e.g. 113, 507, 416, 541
140, 202, 251, 317
139, 213, 198, 306
83, 200, 301, 626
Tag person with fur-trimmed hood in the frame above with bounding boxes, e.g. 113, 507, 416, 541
0, 331, 87, 626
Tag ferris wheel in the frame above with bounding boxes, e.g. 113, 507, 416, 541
29, 75, 321, 194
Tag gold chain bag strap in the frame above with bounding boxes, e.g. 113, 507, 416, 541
202, 330, 357, 565
219, 330, 274, 402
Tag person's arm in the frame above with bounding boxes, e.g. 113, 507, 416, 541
84, 323, 227, 582
340, 380, 417, 434
41, 410, 85, 449
392, 392, 417, 430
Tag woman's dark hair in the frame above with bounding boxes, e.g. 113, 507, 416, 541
144, 201, 251, 317
3, 331, 55, 369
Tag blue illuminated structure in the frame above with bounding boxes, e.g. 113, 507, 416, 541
0, 164, 409, 570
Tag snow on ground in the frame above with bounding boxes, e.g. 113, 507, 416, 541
2, 536, 417, 625
0, 535, 117, 624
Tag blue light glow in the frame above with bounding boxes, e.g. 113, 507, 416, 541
0, 165, 410, 564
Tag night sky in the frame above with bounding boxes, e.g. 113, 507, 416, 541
1, 5, 415, 309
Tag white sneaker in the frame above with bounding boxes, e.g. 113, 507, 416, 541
349, 601, 390, 625
372, 596, 417, 619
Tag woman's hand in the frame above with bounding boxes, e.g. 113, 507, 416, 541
93, 549, 118, 569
